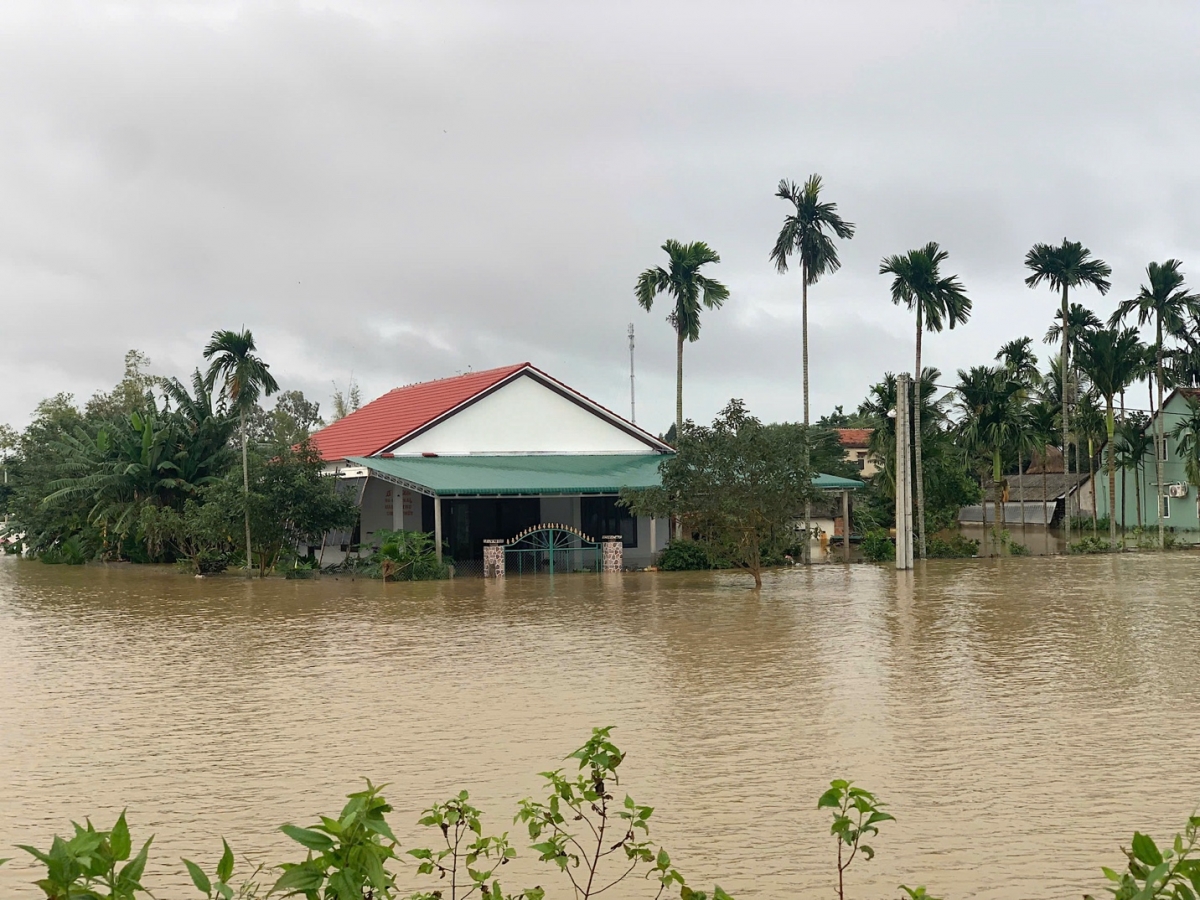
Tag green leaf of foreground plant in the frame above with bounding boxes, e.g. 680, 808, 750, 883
817, 788, 842, 809
110, 811, 131, 862
183, 858, 212, 894
118, 837, 153, 888
273, 863, 326, 895
1132, 832, 1164, 867
280, 825, 335, 852
216, 839, 234, 884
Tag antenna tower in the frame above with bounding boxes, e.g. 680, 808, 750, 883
628, 323, 636, 424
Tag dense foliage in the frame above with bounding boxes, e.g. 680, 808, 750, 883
623, 400, 813, 587
0, 344, 356, 575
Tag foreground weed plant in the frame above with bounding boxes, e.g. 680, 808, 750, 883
17, 811, 152, 900
818, 780, 895, 900
1085, 815, 1200, 900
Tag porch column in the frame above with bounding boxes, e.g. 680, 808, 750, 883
483, 539, 505, 578
842, 490, 852, 563
434, 497, 443, 564
601, 536, 623, 572
649, 517, 657, 563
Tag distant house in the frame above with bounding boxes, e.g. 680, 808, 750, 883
836, 428, 877, 476
1096, 387, 1200, 531
309, 362, 675, 569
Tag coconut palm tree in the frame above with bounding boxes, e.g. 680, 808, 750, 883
880, 242, 971, 559
1109, 259, 1200, 549
1027, 399, 1060, 526
1075, 327, 1144, 545
770, 176, 855, 429
636, 240, 730, 439
956, 366, 1023, 547
1115, 414, 1152, 530
996, 337, 1041, 525
770, 176, 854, 563
1025, 239, 1112, 548
1170, 394, 1200, 495
204, 329, 280, 575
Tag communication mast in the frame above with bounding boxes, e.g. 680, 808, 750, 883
628, 323, 636, 424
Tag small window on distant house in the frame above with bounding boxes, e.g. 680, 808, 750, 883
1158, 438, 1169, 461
1161, 495, 1171, 519
856, 451, 867, 471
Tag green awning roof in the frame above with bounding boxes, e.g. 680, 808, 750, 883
346, 454, 668, 496
812, 473, 867, 490
346, 454, 864, 496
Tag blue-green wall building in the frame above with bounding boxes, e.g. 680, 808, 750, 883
1095, 388, 1200, 532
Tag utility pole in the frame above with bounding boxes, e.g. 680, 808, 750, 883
895, 373, 914, 570
628, 323, 636, 424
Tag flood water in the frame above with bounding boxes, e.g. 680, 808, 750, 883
2, 554, 1199, 900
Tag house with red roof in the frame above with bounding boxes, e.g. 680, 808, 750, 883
309, 363, 674, 570
836, 428, 877, 477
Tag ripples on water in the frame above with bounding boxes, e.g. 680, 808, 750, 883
1, 555, 1199, 900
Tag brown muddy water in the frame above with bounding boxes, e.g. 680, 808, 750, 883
2, 554, 1199, 900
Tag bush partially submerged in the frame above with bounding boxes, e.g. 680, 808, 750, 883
657, 539, 712, 571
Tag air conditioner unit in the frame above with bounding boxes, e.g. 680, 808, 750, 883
1168, 482, 1189, 498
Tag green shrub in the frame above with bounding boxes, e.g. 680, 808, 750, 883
926, 534, 979, 558
40, 535, 89, 565
657, 539, 711, 571
860, 529, 895, 562
1069, 535, 1112, 554
1008, 541, 1030, 556
373, 529, 449, 581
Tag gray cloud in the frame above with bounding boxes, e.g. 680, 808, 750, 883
3, 1, 1199, 433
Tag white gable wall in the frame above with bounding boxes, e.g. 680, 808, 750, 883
394, 374, 655, 455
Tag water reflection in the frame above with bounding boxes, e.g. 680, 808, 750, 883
1, 556, 1199, 900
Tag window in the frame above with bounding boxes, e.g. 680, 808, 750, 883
1161, 495, 1171, 519
856, 451, 867, 471
581, 495, 637, 547
1157, 436, 1169, 461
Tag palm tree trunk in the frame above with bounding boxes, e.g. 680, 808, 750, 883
1041, 455, 1049, 530
1018, 447, 1025, 527
802, 262, 812, 565
1155, 321, 1166, 550
913, 308, 926, 559
675, 329, 684, 542
1120, 389, 1127, 534
675, 330, 684, 439
1106, 401, 1117, 546
1135, 458, 1143, 530
240, 408, 252, 577
1061, 284, 1071, 547
1088, 438, 1096, 536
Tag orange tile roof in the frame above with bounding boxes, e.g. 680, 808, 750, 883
309, 363, 528, 461
836, 428, 873, 448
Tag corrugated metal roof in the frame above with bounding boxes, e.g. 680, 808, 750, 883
813, 473, 867, 490
309, 364, 529, 461
347, 454, 668, 496
347, 454, 863, 496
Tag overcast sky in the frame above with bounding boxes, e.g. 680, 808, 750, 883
3, 1, 1200, 433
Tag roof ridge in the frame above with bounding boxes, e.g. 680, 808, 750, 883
386, 362, 529, 393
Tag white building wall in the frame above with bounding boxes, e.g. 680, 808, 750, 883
395, 375, 654, 455
625, 516, 668, 569
400, 489, 423, 531
359, 478, 394, 545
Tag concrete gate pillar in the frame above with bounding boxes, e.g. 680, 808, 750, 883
601, 536, 623, 572
483, 539, 505, 578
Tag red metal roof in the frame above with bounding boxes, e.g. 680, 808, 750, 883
836, 428, 873, 448
309, 363, 528, 461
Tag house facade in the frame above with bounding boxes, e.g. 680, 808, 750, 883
309, 363, 675, 570
1095, 387, 1200, 532
836, 428, 877, 476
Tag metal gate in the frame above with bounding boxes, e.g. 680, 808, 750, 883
504, 524, 601, 574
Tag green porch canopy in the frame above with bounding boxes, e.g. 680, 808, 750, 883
346, 454, 864, 497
